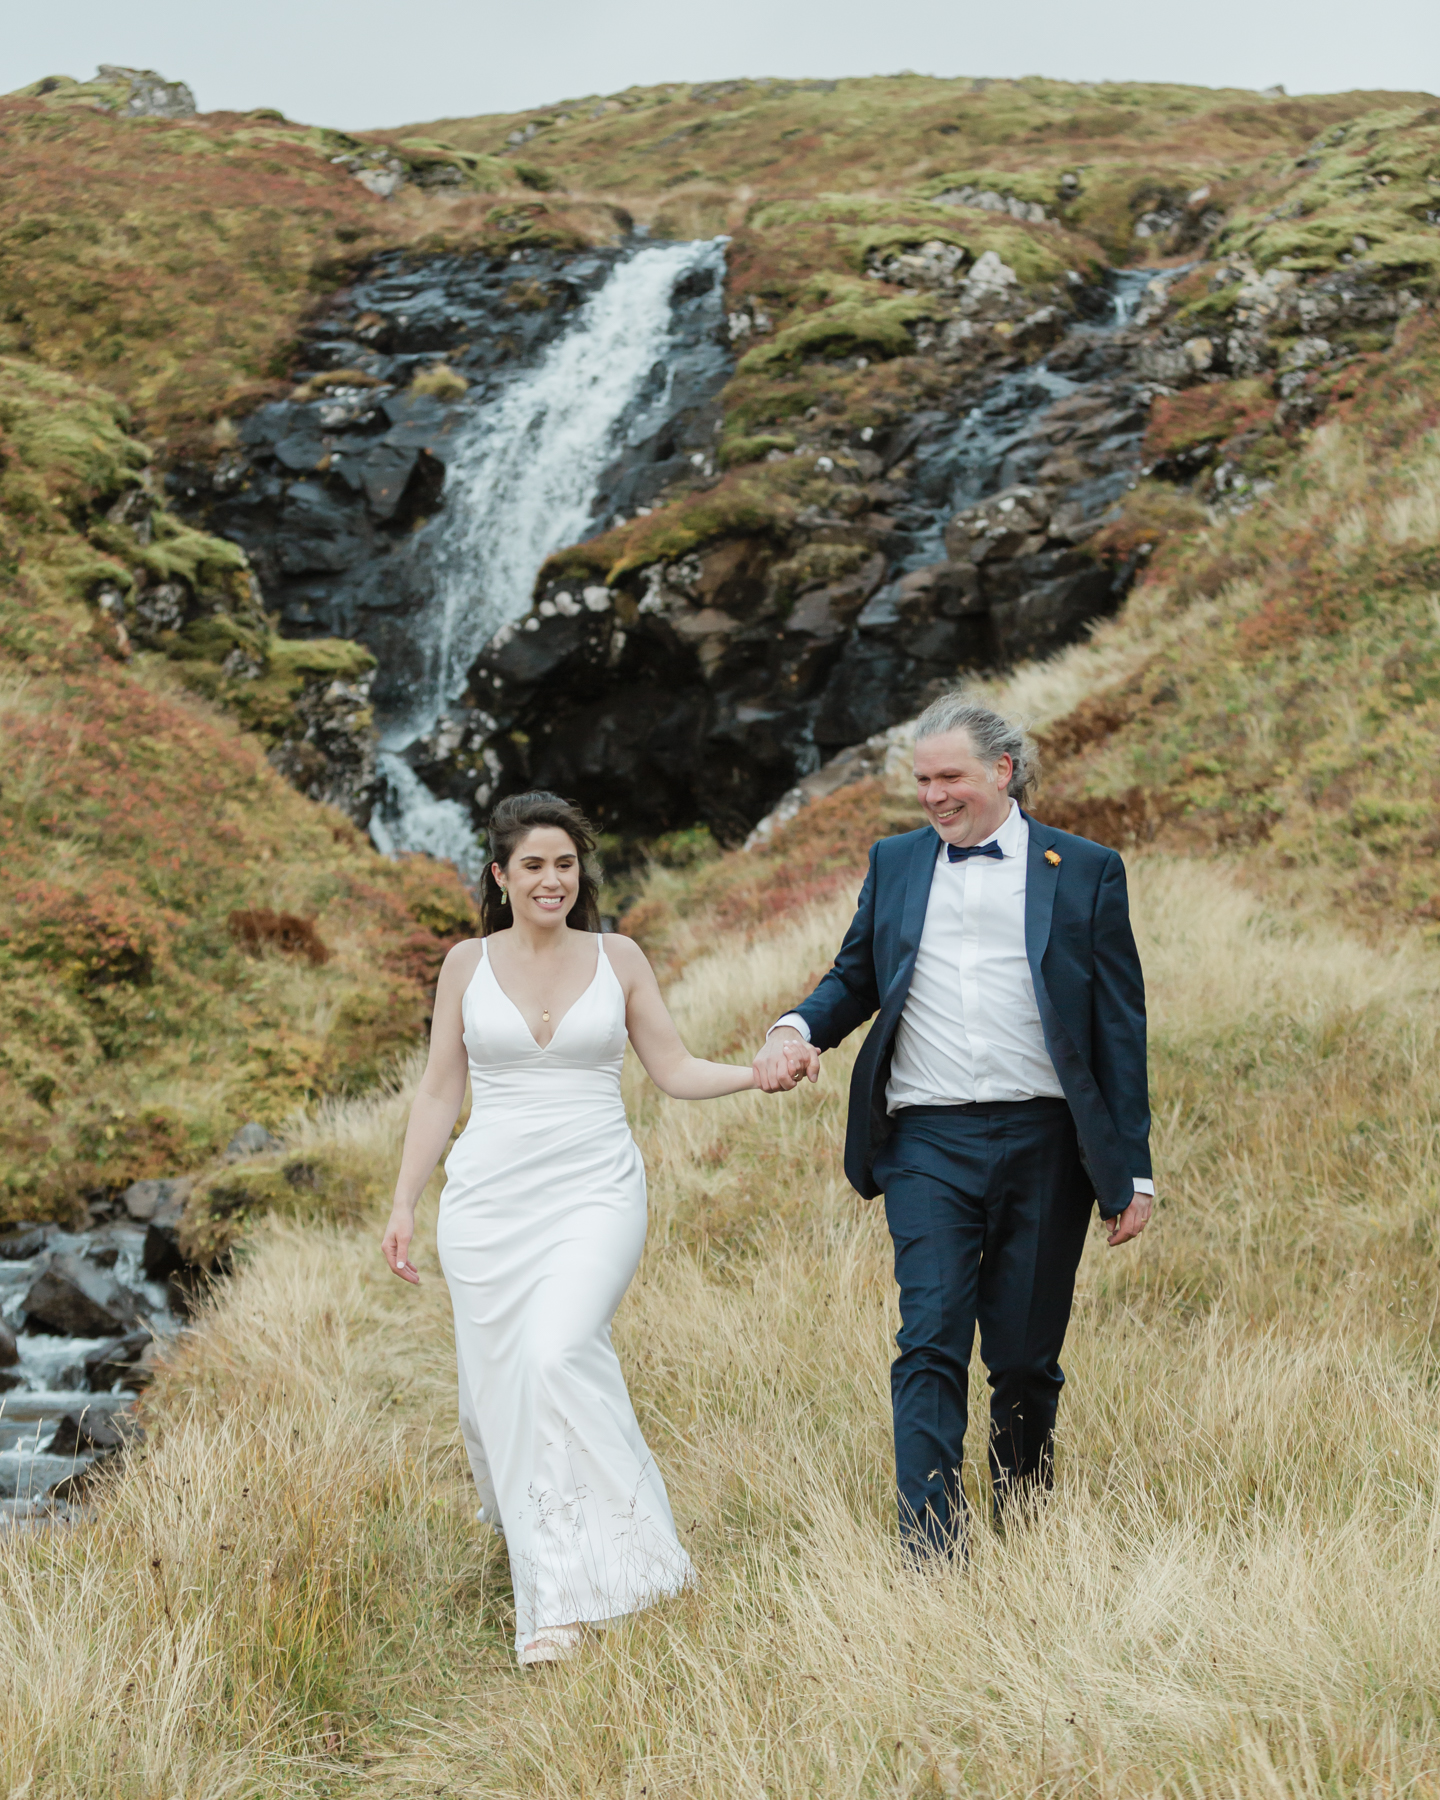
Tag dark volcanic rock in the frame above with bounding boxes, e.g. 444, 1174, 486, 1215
142, 1198, 190, 1282
46, 1409, 132, 1456
0, 1223, 51, 1260
85, 1330, 154, 1391
23, 1254, 145, 1337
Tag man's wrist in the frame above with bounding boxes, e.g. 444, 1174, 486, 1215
767, 1013, 812, 1044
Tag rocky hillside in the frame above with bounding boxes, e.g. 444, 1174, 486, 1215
2, 62, 1438, 1208
0, 70, 518, 1215
372, 78, 1439, 840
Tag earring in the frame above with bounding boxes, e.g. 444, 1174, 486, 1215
500, 887, 508, 905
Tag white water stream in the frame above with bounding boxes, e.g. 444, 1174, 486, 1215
369, 238, 727, 876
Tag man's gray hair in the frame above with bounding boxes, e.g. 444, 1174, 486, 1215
913, 694, 1039, 802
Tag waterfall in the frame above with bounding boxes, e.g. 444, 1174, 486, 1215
369, 236, 727, 876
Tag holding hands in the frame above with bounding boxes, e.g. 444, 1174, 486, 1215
752, 1025, 820, 1093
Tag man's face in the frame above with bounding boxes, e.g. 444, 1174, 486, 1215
913, 728, 1014, 847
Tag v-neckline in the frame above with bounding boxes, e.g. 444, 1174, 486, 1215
484, 935, 604, 1052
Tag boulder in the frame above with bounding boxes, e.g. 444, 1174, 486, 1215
49, 1461, 115, 1503
0, 1316, 17, 1367
97, 65, 196, 119
142, 1197, 190, 1282
0, 1223, 50, 1260
23, 1254, 144, 1337
121, 1177, 192, 1223
46, 1409, 131, 1456
0, 1370, 23, 1393
226, 1122, 282, 1159
275, 482, 370, 574
85, 1330, 154, 1392
945, 486, 1053, 564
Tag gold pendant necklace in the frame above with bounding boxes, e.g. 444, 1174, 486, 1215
542, 1009, 551, 1022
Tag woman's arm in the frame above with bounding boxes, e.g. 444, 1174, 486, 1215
608, 936, 757, 1100
380, 942, 479, 1283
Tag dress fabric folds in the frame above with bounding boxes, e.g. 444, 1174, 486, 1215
437, 934, 693, 1651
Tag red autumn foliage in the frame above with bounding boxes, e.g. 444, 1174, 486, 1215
228, 909, 331, 966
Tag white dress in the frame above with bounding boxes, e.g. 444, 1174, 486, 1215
436, 933, 694, 1651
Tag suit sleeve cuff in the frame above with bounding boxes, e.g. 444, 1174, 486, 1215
768, 1014, 812, 1042
1132, 1178, 1154, 1196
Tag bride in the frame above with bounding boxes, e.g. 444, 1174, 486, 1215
381, 789, 771, 1667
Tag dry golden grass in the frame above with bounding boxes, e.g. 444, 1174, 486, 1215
4, 858, 1440, 1797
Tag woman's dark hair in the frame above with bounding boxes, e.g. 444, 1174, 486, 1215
480, 790, 602, 935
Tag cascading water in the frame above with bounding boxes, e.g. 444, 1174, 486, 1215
895, 268, 1161, 571
368, 238, 728, 876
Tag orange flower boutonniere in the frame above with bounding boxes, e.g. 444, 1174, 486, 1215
1044, 849, 1061, 867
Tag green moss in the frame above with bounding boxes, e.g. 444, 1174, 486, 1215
920, 167, 1060, 207
717, 433, 797, 468
1214, 103, 1440, 281
0, 357, 146, 504
541, 458, 841, 585
740, 294, 935, 369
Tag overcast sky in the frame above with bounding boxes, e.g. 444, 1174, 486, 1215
3, 0, 1435, 131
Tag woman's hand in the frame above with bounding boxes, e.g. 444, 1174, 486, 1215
381, 1207, 420, 1284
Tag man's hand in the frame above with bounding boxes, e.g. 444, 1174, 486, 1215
753, 1027, 820, 1092
1105, 1192, 1153, 1247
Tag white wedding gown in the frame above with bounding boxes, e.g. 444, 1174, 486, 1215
437, 933, 694, 1652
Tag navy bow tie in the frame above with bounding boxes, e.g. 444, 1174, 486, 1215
947, 840, 1004, 863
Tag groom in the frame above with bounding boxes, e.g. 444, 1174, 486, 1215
753, 694, 1153, 1552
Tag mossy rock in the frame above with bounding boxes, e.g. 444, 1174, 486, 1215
717, 433, 797, 468
179, 1150, 371, 1265
739, 295, 936, 369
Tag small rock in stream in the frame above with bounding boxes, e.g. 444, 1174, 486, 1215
0, 1317, 17, 1367
84, 1329, 154, 1391
23, 1253, 145, 1337
46, 1410, 135, 1456
0, 1223, 51, 1260
142, 1198, 189, 1281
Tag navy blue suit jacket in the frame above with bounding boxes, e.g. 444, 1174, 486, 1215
792, 815, 1152, 1217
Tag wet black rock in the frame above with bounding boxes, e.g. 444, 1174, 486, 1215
85, 1330, 154, 1392
46, 1409, 133, 1457
175, 244, 730, 731
443, 285, 1157, 840
23, 1254, 146, 1337
0, 1223, 51, 1260
0, 1317, 17, 1368
142, 1198, 190, 1283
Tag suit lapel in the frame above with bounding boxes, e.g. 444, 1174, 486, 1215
897, 828, 939, 961
1023, 810, 1058, 985
872, 829, 938, 1028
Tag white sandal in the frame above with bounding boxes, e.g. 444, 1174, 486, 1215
518, 1624, 583, 1667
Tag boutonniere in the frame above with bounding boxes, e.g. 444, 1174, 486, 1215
1044, 849, 1061, 867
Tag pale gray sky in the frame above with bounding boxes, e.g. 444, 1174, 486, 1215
3, 0, 1435, 132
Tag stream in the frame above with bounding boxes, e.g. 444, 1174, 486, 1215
1, 1212, 186, 1525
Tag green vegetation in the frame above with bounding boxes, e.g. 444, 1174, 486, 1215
1215, 102, 1440, 278
0, 357, 474, 1217
1030, 310, 1440, 935
2, 62, 1438, 1215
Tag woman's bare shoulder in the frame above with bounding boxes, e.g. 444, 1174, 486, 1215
599, 931, 652, 975
439, 937, 487, 983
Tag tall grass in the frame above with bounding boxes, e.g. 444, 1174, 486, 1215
3, 859, 1439, 1796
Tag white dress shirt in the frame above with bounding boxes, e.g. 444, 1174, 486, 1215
773, 800, 1154, 1198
